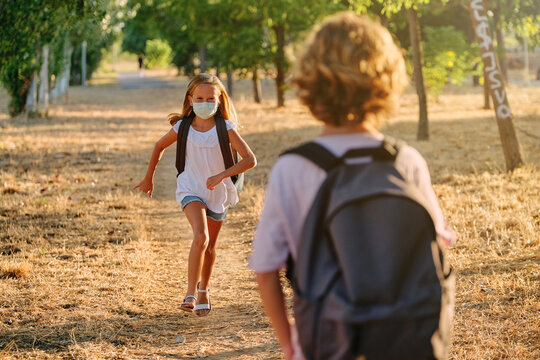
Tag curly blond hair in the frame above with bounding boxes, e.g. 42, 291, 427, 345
292, 12, 407, 128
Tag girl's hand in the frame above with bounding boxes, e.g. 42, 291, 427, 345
282, 344, 295, 360
289, 321, 305, 360
283, 344, 305, 360
206, 173, 224, 190
133, 178, 154, 198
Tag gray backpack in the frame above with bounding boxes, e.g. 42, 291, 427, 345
283, 138, 455, 360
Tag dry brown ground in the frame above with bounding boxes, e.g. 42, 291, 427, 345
0, 73, 539, 359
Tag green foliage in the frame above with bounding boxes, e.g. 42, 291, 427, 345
69, 1, 124, 85
122, 3, 163, 55
122, 0, 199, 73
373, 0, 432, 17
497, 0, 540, 47
205, 0, 270, 74
144, 39, 173, 69
0, 1, 76, 115
122, 0, 345, 106
421, 25, 479, 95
49, 30, 71, 80
0, 0, 120, 115
69, 18, 118, 85
0, 54, 35, 116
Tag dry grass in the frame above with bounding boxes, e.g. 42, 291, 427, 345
0, 74, 539, 359
0, 261, 30, 279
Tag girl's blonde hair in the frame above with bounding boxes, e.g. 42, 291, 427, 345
168, 73, 237, 126
292, 12, 408, 128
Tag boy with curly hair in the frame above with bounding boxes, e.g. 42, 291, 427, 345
250, 12, 455, 360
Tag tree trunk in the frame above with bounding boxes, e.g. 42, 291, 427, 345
25, 71, 38, 113
25, 50, 40, 113
81, 40, 87, 88
273, 24, 286, 108
407, 8, 429, 141
216, 63, 221, 79
186, 57, 195, 76
483, 65, 490, 109
51, 42, 73, 101
523, 35, 529, 84
226, 68, 233, 98
199, 46, 207, 73
469, 0, 524, 171
38, 45, 49, 112
493, 2, 508, 83
252, 68, 261, 103
112, 42, 118, 72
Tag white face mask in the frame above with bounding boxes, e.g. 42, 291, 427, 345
192, 101, 218, 119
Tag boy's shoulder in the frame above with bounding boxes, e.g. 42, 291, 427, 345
393, 143, 428, 169
279, 135, 429, 181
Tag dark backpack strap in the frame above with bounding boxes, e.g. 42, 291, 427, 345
280, 142, 339, 285
215, 116, 238, 183
281, 142, 340, 173
341, 136, 403, 162
175, 113, 195, 176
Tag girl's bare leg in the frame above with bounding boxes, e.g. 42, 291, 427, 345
183, 202, 209, 307
196, 217, 223, 315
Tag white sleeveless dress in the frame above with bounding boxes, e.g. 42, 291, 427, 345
172, 119, 239, 213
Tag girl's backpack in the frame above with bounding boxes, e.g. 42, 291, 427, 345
175, 113, 244, 193
283, 138, 454, 360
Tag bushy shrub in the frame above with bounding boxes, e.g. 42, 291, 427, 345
144, 39, 172, 69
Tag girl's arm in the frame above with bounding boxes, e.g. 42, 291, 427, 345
256, 270, 298, 360
206, 128, 257, 189
133, 128, 177, 197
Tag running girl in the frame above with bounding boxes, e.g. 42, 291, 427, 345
134, 73, 256, 316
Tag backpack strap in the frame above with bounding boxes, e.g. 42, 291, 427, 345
341, 136, 403, 162
214, 116, 238, 183
282, 136, 404, 171
175, 113, 195, 176
281, 142, 340, 173
176, 114, 239, 183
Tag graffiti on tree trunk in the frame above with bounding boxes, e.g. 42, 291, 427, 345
469, 0, 524, 171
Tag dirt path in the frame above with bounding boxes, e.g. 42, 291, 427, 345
104, 73, 281, 359
116, 72, 279, 359
117, 72, 178, 90
137, 131, 277, 359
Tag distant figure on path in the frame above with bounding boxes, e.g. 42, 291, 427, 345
134, 73, 256, 316
250, 12, 456, 360
138, 53, 144, 77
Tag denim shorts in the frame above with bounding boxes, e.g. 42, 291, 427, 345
180, 195, 227, 222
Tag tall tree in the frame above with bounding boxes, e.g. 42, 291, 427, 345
488, 0, 540, 82
259, 0, 344, 107
208, 0, 270, 102
348, 0, 433, 140
469, 0, 524, 171
407, 7, 429, 140
492, 0, 508, 82
390, 1, 431, 140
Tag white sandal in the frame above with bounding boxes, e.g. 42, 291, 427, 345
180, 295, 196, 312
194, 284, 211, 317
